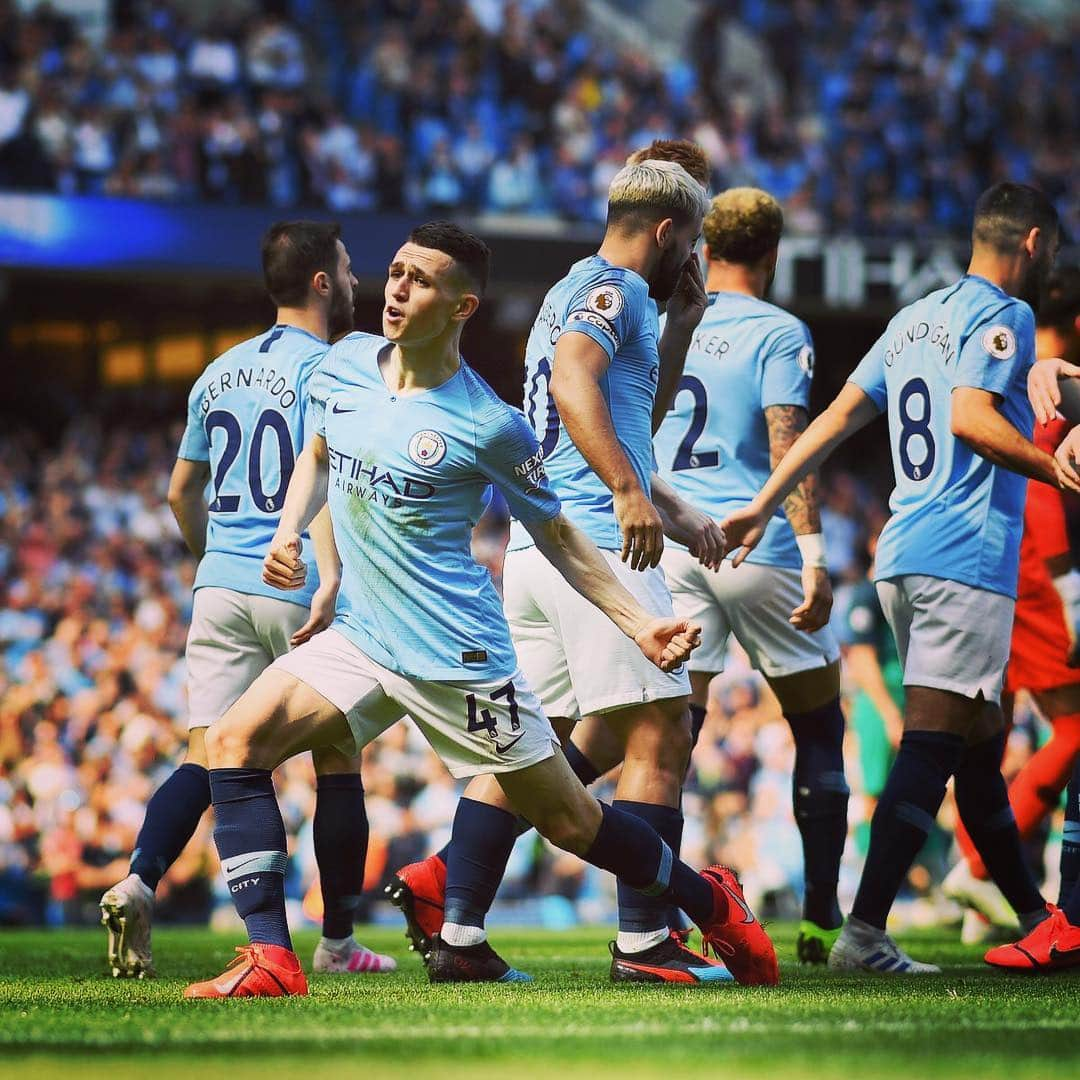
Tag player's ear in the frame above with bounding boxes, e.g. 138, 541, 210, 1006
701, 242, 713, 263
1022, 226, 1041, 260
655, 217, 674, 248
312, 269, 332, 298
453, 292, 480, 321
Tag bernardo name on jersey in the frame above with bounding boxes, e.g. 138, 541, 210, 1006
849, 274, 1036, 598
178, 323, 327, 607
311, 332, 561, 682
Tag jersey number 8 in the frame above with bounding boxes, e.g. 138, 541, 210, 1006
898, 377, 935, 482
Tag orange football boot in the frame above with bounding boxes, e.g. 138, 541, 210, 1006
985, 905, 1080, 972
184, 943, 308, 999
697, 865, 780, 986
385, 854, 446, 956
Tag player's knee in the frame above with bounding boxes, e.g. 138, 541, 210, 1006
531, 799, 598, 856
625, 701, 692, 778
206, 707, 278, 769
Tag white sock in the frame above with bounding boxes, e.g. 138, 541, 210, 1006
440, 921, 487, 947
616, 928, 670, 955
320, 935, 354, 951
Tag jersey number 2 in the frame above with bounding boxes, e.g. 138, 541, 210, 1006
672, 375, 719, 471
205, 409, 295, 513
898, 377, 935, 482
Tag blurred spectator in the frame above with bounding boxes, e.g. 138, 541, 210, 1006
0, 0, 1070, 236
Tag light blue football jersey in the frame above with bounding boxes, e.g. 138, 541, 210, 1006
653, 292, 814, 569
311, 332, 562, 681
178, 323, 327, 607
508, 255, 659, 551
849, 274, 1036, 598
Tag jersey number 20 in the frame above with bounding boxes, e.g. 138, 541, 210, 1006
205, 409, 295, 514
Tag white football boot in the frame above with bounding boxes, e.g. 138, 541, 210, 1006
828, 917, 940, 974
100, 874, 156, 978
312, 936, 397, 974
942, 860, 1018, 930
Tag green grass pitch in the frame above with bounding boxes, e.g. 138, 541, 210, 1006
2, 924, 1079, 1079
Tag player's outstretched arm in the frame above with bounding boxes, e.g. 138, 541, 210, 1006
167, 457, 211, 558
264, 434, 332, 592
650, 472, 724, 570
652, 255, 707, 432
952, 387, 1079, 490
1027, 356, 1080, 426
550, 331, 663, 571
722, 383, 880, 566
765, 404, 831, 631
525, 512, 701, 671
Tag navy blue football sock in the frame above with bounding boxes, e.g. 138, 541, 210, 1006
314, 773, 367, 940
954, 732, 1044, 916
564, 741, 602, 786
1060, 765, 1080, 912
443, 798, 519, 929
688, 703, 708, 752
130, 762, 210, 892
851, 730, 965, 929
614, 800, 684, 933
583, 802, 714, 926
210, 768, 292, 950
786, 699, 849, 929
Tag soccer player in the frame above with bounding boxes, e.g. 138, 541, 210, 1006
390, 161, 749, 987
647, 187, 848, 964
944, 268, 1080, 937
387, 143, 724, 985
722, 182, 1069, 973
183, 221, 777, 999
100, 222, 395, 979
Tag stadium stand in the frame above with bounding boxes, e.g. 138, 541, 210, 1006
0, 0, 1074, 236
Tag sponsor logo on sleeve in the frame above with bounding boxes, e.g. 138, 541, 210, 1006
513, 450, 548, 492
407, 429, 447, 467
567, 309, 619, 349
797, 344, 815, 376
982, 325, 1016, 360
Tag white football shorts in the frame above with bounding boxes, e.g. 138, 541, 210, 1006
502, 545, 691, 719
662, 548, 840, 678
270, 627, 558, 778
876, 574, 1015, 704
185, 586, 310, 730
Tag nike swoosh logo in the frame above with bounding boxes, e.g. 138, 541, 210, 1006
495, 732, 527, 755
721, 881, 755, 925
332, 403, 357, 414
222, 856, 259, 875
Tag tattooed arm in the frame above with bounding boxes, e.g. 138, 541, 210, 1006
764, 404, 832, 632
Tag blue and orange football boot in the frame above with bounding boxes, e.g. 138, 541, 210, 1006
610, 933, 733, 985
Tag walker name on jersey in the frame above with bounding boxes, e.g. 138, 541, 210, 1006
197, 366, 299, 414
327, 445, 436, 506
689, 329, 730, 357
883, 320, 956, 367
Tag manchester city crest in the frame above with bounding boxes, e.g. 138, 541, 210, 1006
408, 429, 447, 467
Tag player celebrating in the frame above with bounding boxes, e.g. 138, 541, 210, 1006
390, 161, 743, 986
945, 268, 1080, 937
100, 222, 395, 979
650, 187, 848, 963
182, 221, 777, 999
722, 182, 1069, 974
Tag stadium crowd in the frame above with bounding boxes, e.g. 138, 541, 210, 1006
0, 0, 1075, 237
0, 411, 971, 930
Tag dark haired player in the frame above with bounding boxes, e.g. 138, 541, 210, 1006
723, 182, 1071, 973
183, 221, 776, 999
101, 222, 395, 979
946, 268, 1080, 940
